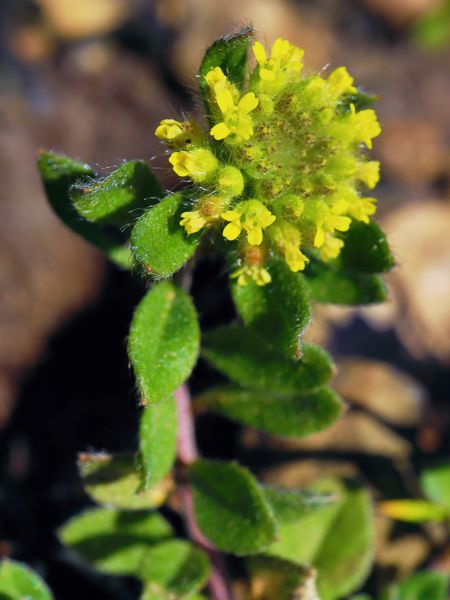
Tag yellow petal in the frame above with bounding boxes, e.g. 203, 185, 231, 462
247, 227, 263, 246
169, 152, 188, 176
314, 227, 325, 248
259, 68, 276, 81
223, 221, 242, 241
221, 210, 240, 221
252, 41, 267, 66
210, 122, 231, 140
271, 38, 289, 59
238, 92, 259, 115
216, 88, 234, 115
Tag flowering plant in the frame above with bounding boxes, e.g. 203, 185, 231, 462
23, 28, 397, 600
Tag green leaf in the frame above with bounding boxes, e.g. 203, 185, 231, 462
247, 556, 319, 600
303, 257, 387, 305
338, 221, 394, 274
197, 385, 342, 437
189, 459, 277, 555
138, 540, 209, 595
392, 571, 450, 600
412, 0, 450, 50
141, 584, 207, 600
131, 193, 201, 277
266, 479, 374, 600
0, 560, 53, 600
199, 27, 252, 100
263, 486, 337, 522
37, 151, 131, 269
421, 463, 450, 510
59, 507, 172, 576
139, 397, 178, 489
78, 453, 171, 510
231, 257, 311, 360
71, 160, 163, 226
129, 282, 200, 404
202, 326, 333, 395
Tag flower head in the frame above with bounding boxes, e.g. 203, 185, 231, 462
156, 36, 382, 285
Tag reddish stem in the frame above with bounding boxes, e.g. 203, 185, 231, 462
175, 385, 234, 600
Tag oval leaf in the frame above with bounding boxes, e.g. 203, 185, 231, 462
37, 151, 131, 269
129, 282, 200, 404
338, 221, 394, 273
78, 452, 172, 509
139, 396, 178, 489
131, 193, 201, 277
138, 540, 210, 595
202, 326, 333, 395
59, 507, 173, 576
71, 160, 163, 226
0, 560, 53, 600
231, 257, 311, 360
197, 385, 342, 437
190, 459, 277, 555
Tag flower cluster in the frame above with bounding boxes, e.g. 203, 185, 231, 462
155, 38, 381, 285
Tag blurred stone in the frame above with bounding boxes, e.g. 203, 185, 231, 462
334, 358, 427, 426
256, 412, 411, 460
361, 0, 442, 27
262, 460, 359, 488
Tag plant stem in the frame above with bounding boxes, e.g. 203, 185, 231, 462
175, 384, 234, 600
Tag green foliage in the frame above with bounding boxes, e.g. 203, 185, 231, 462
138, 540, 209, 595
0, 560, 53, 600
412, 0, 450, 50
189, 459, 277, 555
59, 508, 173, 576
128, 282, 199, 404
266, 479, 374, 600
303, 257, 387, 305
141, 585, 207, 600
139, 397, 178, 490
384, 571, 449, 600
197, 385, 342, 437
199, 27, 252, 107
263, 486, 336, 521
202, 325, 334, 395
421, 463, 450, 510
37, 151, 131, 268
231, 257, 311, 359
338, 221, 394, 274
71, 160, 163, 226
78, 453, 169, 509
131, 193, 201, 277
247, 556, 319, 600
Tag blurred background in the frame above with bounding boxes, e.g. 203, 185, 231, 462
0, 0, 449, 598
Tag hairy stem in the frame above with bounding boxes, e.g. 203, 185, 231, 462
175, 384, 234, 600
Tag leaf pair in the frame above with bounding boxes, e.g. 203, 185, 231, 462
59, 508, 209, 598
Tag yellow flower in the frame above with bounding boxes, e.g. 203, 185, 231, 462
221, 200, 276, 245
327, 67, 357, 98
180, 195, 227, 234
155, 119, 202, 148
169, 148, 218, 181
357, 161, 380, 189
348, 197, 377, 223
349, 104, 381, 149
313, 201, 351, 248
155, 119, 184, 141
230, 264, 272, 286
210, 87, 259, 142
180, 210, 206, 234
253, 38, 304, 84
320, 235, 344, 261
271, 223, 309, 272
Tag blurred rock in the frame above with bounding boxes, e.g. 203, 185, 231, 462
361, 0, 442, 27
334, 358, 427, 426
262, 459, 359, 488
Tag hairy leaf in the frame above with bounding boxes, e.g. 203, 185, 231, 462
197, 385, 342, 437
78, 453, 171, 509
71, 160, 163, 226
139, 397, 178, 489
138, 540, 209, 595
190, 459, 277, 555
231, 257, 311, 359
131, 193, 201, 277
303, 258, 387, 305
0, 560, 53, 600
37, 150, 131, 268
202, 326, 333, 395
338, 221, 394, 273
391, 571, 450, 600
59, 508, 172, 576
129, 282, 200, 404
